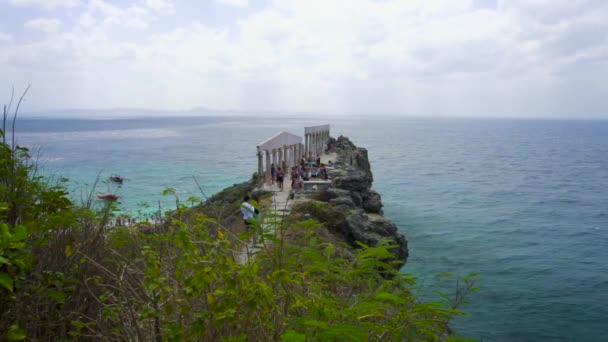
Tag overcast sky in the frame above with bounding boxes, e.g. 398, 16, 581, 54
1, 0, 607, 118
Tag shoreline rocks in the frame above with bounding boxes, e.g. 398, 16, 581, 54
306, 135, 409, 264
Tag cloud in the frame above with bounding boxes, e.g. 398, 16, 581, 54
0, 32, 12, 42
215, 0, 248, 7
24, 18, 62, 33
144, 0, 174, 13
2, 0, 608, 117
9, 0, 80, 10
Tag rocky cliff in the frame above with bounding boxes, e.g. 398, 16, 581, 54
304, 135, 409, 265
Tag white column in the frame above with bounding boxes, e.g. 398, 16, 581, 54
295, 144, 300, 163
283, 145, 288, 168
257, 149, 263, 178
321, 131, 325, 153
265, 150, 271, 183
304, 134, 307, 158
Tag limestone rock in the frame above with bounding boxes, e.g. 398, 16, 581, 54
327, 135, 408, 265
362, 190, 383, 214
340, 210, 409, 262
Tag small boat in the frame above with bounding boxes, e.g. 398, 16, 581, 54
109, 175, 124, 184
97, 194, 120, 201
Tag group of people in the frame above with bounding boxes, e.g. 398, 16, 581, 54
268, 155, 332, 192
115, 216, 137, 226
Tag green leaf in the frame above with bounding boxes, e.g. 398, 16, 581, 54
0, 272, 14, 292
375, 292, 406, 304
318, 325, 367, 342
7, 325, 26, 341
12, 226, 27, 241
0, 256, 10, 265
301, 319, 327, 329
162, 187, 176, 196
281, 331, 306, 342
46, 290, 67, 303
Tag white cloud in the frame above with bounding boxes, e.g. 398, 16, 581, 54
2, 0, 608, 117
9, 0, 80, 10
144, 0, 174, 13
24, 18, 62, 33
0, 32, 12, 42
215, 0, 248, 7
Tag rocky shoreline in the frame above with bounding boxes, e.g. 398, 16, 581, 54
305, 135, 409, 264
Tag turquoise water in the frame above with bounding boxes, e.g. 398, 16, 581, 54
14, 116, 608, 341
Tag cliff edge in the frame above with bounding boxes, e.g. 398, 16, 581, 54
294, 135, 409, 265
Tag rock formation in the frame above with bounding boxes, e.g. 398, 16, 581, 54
309, 136, 409, 264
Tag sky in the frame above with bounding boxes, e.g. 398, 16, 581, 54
0, 0, 607, 118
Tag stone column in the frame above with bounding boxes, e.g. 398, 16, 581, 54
318, 132, 322, 155
283, 145, 288, 168
257, 149, 263, 179
272, 148, 278, 169
277, 147, 282, 169
308, 134, 312, 159
297, 143, 301, 162
321, 131, 325, 154
265, 150, 271, 183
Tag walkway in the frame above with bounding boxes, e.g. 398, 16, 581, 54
234, 173, 294, 264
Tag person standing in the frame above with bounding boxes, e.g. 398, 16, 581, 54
270, 163, 276, 184
276, 167, 285, 191
241, 196, 257, 228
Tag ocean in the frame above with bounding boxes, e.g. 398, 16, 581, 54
12, 116, 608, 341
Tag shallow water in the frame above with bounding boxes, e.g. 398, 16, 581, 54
14, 116, 608, 341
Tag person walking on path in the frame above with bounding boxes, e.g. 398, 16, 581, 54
241, 195, 259, 244
276, 167, 285, 191
241, 195, 258, 224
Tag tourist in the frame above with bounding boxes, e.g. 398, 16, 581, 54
316, 155, 321, 167
270, 163, 276, 184
290, 166, 297, 189
241, 195, 258, 228
328, 160, 334, 167
320, 163, 329, 180
276, 167, 285, 191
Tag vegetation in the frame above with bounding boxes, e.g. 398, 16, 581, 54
0, 96, 476, 341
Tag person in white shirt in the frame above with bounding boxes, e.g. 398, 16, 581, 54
241, 195, 257, 227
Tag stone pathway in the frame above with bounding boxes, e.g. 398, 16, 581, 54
235, 153, 337, 264
235, 173, 294, 264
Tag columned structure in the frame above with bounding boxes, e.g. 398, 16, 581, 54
257, 131, 303, 184
304, 124, 330, 159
